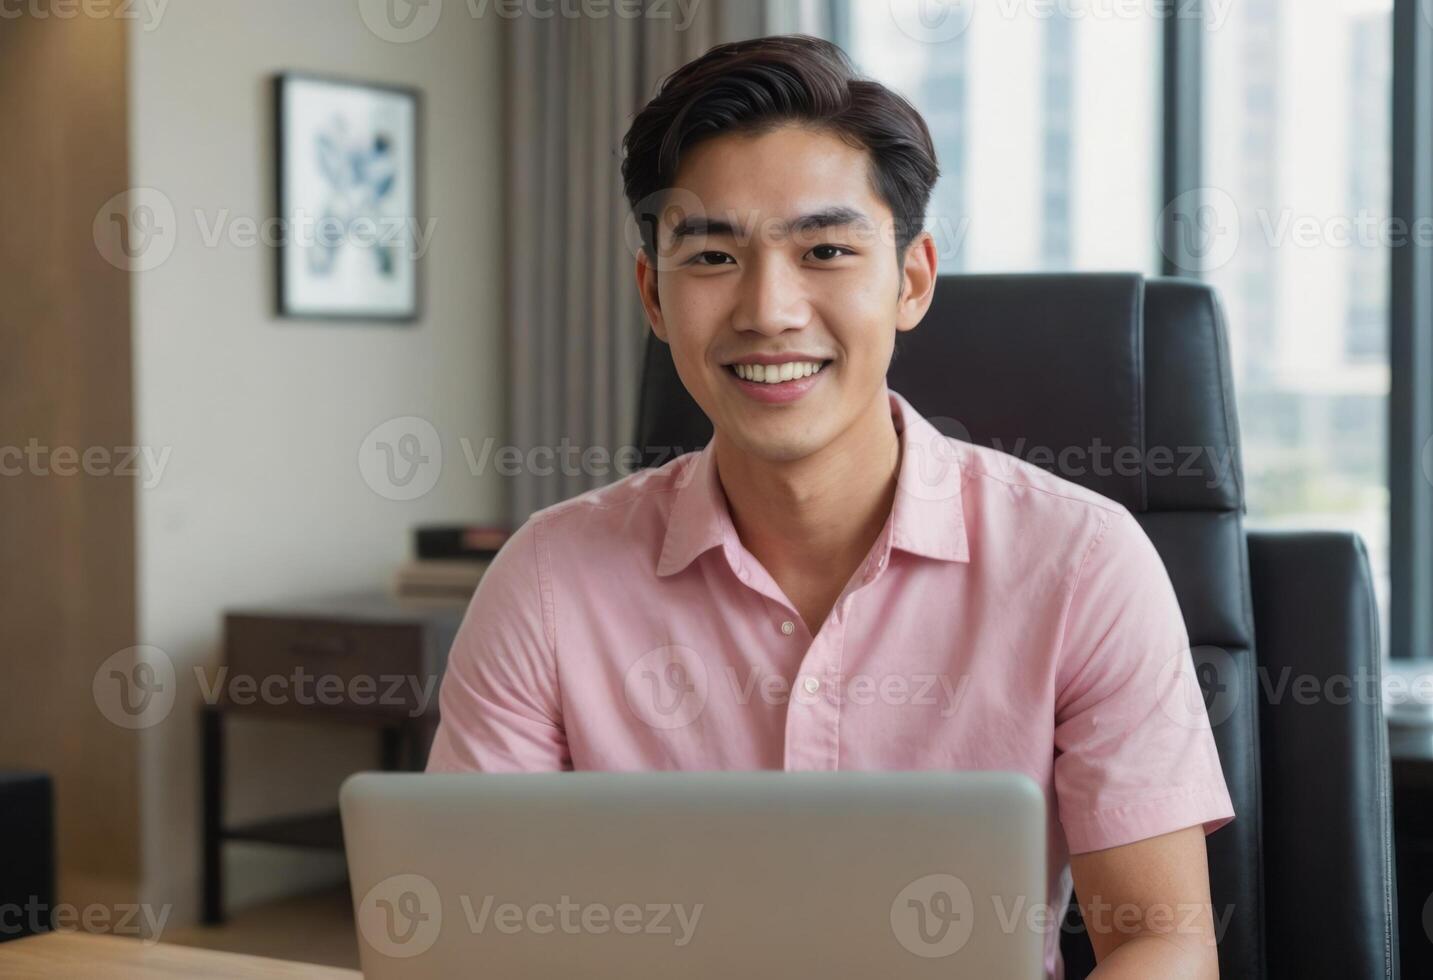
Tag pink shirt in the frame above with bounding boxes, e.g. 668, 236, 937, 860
427, 385, 1235, 977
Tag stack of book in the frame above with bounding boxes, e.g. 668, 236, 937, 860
390, 524, 511, 605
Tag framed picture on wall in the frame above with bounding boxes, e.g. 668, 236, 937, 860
274, 73, 421, 321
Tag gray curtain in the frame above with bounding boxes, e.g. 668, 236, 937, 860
502, 1, 771, 524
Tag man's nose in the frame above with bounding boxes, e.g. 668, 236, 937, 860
732, 255, 811, 335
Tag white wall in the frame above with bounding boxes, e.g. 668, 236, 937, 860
128, 0, 504, 924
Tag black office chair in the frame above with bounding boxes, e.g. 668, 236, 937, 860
633, 273, 1399, 979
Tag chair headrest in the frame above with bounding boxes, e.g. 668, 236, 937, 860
634, 274, 1245, 515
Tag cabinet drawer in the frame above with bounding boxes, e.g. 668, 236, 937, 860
223, 614, 436, 718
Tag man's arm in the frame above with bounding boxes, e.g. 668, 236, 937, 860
1071, 825, 1220, 978
425, 518, 570, 772
1053, 506, 1234, 976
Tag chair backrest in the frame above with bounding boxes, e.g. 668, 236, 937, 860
632, 273, 1264, 978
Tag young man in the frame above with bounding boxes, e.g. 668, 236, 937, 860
428, 34, 1233, 979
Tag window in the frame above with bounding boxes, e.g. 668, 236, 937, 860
839, 1, 1161, 273
837, 0, 1398, 653
1203, 0, 1393, 648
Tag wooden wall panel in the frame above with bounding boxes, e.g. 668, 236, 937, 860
0, 12, 142, 907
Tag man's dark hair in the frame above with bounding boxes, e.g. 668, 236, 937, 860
620, 34, 940, 263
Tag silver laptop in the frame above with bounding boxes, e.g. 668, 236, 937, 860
340, 771, 1046, 979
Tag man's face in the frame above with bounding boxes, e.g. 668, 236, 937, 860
635, 124, 935, 464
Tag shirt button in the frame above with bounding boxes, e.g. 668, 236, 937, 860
780, 620, 795, 635
802, 676, 821, 695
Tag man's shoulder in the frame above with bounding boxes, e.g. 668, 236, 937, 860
953, 442, 1170, 623
956, 439, 1131, 525
523, 450, 698, 542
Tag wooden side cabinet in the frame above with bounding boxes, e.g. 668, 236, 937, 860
201, 594, 463, 924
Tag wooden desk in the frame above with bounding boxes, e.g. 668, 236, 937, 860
0, 932, 361, 978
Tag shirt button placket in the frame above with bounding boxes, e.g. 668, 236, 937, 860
782, 613, 844, 772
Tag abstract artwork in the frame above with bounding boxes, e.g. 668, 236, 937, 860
275, 73, 420, 320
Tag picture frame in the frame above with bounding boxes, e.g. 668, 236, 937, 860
274, 72, 422, 321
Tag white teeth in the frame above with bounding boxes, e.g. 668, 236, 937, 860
733, 360, 826, 384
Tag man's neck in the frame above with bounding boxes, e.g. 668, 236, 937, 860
712, 388, 902, 597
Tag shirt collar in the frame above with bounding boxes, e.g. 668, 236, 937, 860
655, 387, 970, 578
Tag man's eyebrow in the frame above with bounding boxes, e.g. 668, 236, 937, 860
667, 205, 874, 243
668, 214, 740, 242
786, 206, 873, 235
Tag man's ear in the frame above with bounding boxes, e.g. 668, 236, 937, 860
895, 230, 938, 334
635, 250, 669, 343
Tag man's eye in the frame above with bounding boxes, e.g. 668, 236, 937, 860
691, 251, 733, 266
810, 244, 854, 261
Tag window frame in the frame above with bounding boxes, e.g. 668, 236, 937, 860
1390, 0, 1433, 661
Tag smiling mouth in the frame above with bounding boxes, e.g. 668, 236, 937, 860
725, 360, 833, 384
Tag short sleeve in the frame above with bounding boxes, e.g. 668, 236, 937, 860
425, 517, 570, 773
1052, 507, 1235, 854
